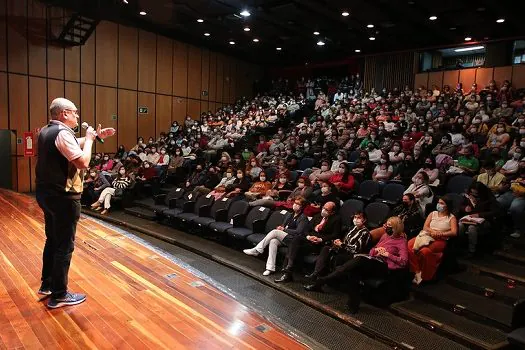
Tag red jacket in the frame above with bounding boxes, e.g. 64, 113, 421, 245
328, 173, 355, 192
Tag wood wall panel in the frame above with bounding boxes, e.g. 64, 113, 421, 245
95, 21, 118, 87
172, 41, 188, 97
80, 84, 95, 138
428, 72, 443, 90
65, 46, 81, 82
187, 99, 200, 119
229, 58, 236, 104
0, 73, 8, 129
118, 89, 137, 149
47, 79, 64, 106
138, 30, 156, 93
201, 48, 210, 101
137, 92, 155, 140
208, 52, 217, 101
95, 86, 117, 153
156, 95, 172, 136
187, 46, 202, 99
443, 70, 459, 89
81, 30, 96, 84
47, 7, 65, 79
172, 97, 187, 123
511, 65, 525, 91
459, 68, 476, 90
7, 0, 28, 74
475, 68, 493, 87
17, 158, 31, 193
493, 66, 513, 88
414, 73, 428, 90
156, 36, 173, 95
64, 82, 80, 117
27, 0, 47, 77
118, 25, 138, 90
222, 57, 230, 103
216, 54, 224, 103
200, 101, 209, 115
8, 74, 28, 155
0, 0, 6, 71
29, 77, 48, 131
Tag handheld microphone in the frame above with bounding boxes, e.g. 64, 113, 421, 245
81, 122, 104, 143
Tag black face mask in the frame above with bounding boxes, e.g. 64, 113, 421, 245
386, 227, 394, 235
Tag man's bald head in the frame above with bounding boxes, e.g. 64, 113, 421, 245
323, 201, 335, 214
49, 98, 76, 119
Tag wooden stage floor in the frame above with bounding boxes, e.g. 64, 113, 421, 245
0, 189, 308, 349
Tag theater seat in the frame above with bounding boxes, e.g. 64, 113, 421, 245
227, 206, 271, 240
192, 197, 233, 228
508, 328, 525, 347
246, 209, 291, 246
209, 200, 250, 234
362, 268, 411, 307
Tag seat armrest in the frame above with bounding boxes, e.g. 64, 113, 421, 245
232, 213, 246, 227
168, 198, 179, 209
215, 209, 228, 222
154, 194, 166, 205
198, 204, 212, 217
252, 219, 267, 234
182, 201, 196, 213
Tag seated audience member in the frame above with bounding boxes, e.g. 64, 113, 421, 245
91, 166, 132, 215
184, 163, 207, 190
147, 146, 160, 165
485, 121, 511, 152
304, 216, 408, 314
328, 162, 355, 195
309, 159, 335, 185
331, 150, 348, 171
304, 181, 339, 217
408, 196, 458, 285
304, 212, 371, 280
115, 145, 128, 161
450, 146, 479, 175
414, 157, 439, 186
244, 171, 273, 201
208, 168, 236, 199
431, 134, 456, 157
367, 142, 382, 164
352, 151, 374, 180
82, 168, 110, 205
243, 197, 310, 276
372, 154, 394, 184
246, 157, 263, 180
500, 147, 522, 178
459, 182, 501, 258
167, 148, 184, 176
250, 177, 313, 208
97, 154, 114, 173
392, 194, 425, 236
225, 169, 251, 198
404, 172, 433, 215
274, 201, 341, 283
194, 166, 221, 195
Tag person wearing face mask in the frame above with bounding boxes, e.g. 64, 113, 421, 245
155, 147, 170, 174
309, 160, 335, 185
208, 167, 236, 200
184, 163, 208, 191
408, 196, 457, 285
134, 161, 157, 196
507, 136, 525, 162
246, 157, 263, 180
305, 216, 408, 314
431, 134, 456, 157
485, 122, 511, 152
303, 212, 371, 282
500, 147, 522, 177
358, 131, 378, 150
244, 171, 273, 201
275, 201, 341, 283
146, 147, 160, 165
328, 162, 355, 196
82, 168, 110, 205
404, 172, 433, 215
392, 194, 424, 236
91, 166, 132, 215
244, 197, 311, 277
225, 169, 252, 198
372, 155, 394, 184
331, 151, 348, 171
256, 135, 270, 158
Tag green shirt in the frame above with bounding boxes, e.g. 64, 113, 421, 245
457, 156, 479, 171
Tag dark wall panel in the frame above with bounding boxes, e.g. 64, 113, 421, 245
117, 89, 137, 149
138, 30, 157, 93
95, 21, 118, 87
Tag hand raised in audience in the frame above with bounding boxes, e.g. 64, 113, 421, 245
333, 239, 342, 247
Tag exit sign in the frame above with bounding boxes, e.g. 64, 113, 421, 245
138, 107, 148, 114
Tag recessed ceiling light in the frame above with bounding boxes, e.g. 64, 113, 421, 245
454, 46, 484, 52
139, 11, 147, 16
276, 47, 282, 51
464, 37, 472, 41
123, 0, 128, 3
197, 19, 204, 23
240, 10, 251, 17
204, 33, 210, 36
253, 38, 259, 42
317, 40, 325, 46
429, 16, 437, 21
244, 27, 251, 32
229, 41, 235, 45
367, 24, 374, 28
496, 18, 505, 23
313, 31, 320, 35
369, 37, 376, 41
449, 27, 456, 30
355, 49, 361, 53
341, 11, 350, 17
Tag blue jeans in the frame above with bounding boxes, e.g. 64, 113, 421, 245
497, 192, 525, 234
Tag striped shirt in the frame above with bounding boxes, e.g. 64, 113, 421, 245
342, 226, 371, 254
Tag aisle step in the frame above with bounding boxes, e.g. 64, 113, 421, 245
391, 299, 508, 350
460, 257, 525, 285
123, 206, 157, 220
494, 247, 525, 266
414, 283, 513, 332
447, 272, 525, 306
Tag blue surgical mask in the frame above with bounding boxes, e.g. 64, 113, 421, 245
436, 203, 445, 212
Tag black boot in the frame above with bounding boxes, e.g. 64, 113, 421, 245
304, 271, 318, 280
274, 272, 293, 283
304, 280, 324, 292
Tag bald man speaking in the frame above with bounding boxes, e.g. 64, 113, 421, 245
35, 98, 115, 308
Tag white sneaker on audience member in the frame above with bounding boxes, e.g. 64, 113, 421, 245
243, 248, 261, 256
412, 272, 423, 285
262, 270, 273, 276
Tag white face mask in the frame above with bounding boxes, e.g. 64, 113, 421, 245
144, 164, 150, 168
160, 150, 166, 154
237, 174, 243, 179
353, 218, 363, 227
321, 165, 328, 172
226, 173, 232, 178
338, 168, 345, 174
251, 162, 256, 166
337, 155, 344, 160
292, 204, 301, 212
414, 178, 423, 185
279, 178, 287, 184
119, 170, 126, 175
321, 186, 330, 194
297, 183, 305, 188
90, 173, 96, 177
514, 153, 522, 160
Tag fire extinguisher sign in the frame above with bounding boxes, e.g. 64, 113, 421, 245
23, 131, 35, 157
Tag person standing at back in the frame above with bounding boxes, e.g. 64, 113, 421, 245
36, 97, 115, 308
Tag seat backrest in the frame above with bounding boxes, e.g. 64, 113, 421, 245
348, 150, 360, 162
265, 210, 291, 233
226, 200, 250, 220
299, 157, 315, 170
243, 205, 271, 230
210, 197, 233, 219
446, 175, 474, 194
358, 180, 380, 198
193, 194, 215, 214
177, 190, 201, 209
340, 199, 365, 228
445, 193, 465, 216
165, 187, 185, 204
364, 202, 391, 226
380, 183, 406, 202
289, 171, 298, 183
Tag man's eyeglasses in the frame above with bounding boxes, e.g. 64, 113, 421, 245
64, 109, 79, 116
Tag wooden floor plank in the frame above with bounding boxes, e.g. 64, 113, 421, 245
0, 190, 307, 350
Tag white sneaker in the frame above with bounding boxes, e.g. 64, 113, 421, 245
243, 248, 261, 256
263, 270, 273, 276
412, 272, 423, 285
510, 232, 521, 239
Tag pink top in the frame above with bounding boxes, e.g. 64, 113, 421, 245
369, 234, 408, 270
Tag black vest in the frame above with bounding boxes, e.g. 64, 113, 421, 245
36, 123, 83, 198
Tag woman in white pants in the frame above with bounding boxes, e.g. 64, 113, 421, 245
91, 166, 132, 214
243, 196, 310, 276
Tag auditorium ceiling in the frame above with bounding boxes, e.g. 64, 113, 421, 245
41, 0, 525, 65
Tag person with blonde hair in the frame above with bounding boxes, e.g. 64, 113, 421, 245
304, 216, 408, 314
